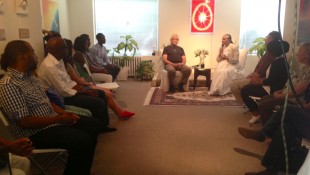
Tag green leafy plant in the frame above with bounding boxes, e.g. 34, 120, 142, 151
135, 60, 154, 81
112, 35, 139, 67
249, 37, 266, 59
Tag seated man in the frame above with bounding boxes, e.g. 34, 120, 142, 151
89, 33, 120, 81
0, 40, 102, 175
162, 34, 191, 93
0, 137, 33, 175
37, 37, 116, 132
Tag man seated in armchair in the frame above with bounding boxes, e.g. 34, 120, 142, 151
162, 34, 191, 93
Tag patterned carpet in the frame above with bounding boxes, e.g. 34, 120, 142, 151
144, 87, 242, 107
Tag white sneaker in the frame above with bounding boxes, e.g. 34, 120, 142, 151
249, 115, 260, 124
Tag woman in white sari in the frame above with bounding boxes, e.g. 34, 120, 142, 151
208, 34, 239, 95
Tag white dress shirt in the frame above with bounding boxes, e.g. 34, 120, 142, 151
37, 53, 77, 97
89, 43, 111, 66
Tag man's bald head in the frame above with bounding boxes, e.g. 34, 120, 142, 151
46, 37, 68, 60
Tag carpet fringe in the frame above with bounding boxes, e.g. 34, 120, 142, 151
143, 87, 156, 106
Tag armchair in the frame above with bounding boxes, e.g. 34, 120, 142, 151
159, 56, 190, 92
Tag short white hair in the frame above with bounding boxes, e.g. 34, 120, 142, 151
170, 34, 179, 39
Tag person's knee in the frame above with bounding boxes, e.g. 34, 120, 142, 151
10, 155, 30, 174
105, 75, 113, 82
71, 132, 95, 151
11, 168, 26, 175
166, 68, 176, 73
230, 80, 238, 90
240, 87, 250, 99
184, 68, 192, 74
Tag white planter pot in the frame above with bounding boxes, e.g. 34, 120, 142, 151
117, 66, 129, 81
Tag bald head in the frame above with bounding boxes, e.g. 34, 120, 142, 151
47, 37, 68, 60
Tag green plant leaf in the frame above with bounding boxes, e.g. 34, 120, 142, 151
126, 35, 132, 40
249, 36, 267, 58
127, 43, 133, 51
253, 37, 265, 43
257, 44, 266, 50
130, 40, 138, 48
117, 42, 126, 50
113, 48, 120, 53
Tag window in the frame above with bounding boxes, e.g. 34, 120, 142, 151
94, 0, 158, 56
239, 0, 286, 49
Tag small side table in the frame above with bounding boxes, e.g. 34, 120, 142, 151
193, 68, 211, 90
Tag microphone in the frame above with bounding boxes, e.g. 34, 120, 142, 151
220, 44, 224, 53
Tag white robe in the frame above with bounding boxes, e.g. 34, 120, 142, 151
208, 43, 240, 95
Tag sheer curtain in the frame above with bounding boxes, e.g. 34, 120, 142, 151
239, 0, 286, 50
94, 0, 158, 56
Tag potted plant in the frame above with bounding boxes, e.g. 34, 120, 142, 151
112, 35, 139, 80
112, 35, 139, 67
135, 60, 154, 81
248, 37, 266, 59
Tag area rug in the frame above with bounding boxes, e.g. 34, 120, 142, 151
144, 87, 242, 107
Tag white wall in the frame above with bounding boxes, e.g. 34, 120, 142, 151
283, 0, 300, 71
0, 0, 44, 71
55, 0, 70, 39
67, 0, 95, 43
67, 0, 242, 68
158, 0, 241, 68
0, 0, 301, 74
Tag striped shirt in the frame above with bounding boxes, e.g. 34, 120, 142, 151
0, 68, 59, 138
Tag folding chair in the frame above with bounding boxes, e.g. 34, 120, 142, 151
0, 109, 67, 175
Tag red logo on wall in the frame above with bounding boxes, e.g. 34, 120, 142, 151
191, 0, 215, 33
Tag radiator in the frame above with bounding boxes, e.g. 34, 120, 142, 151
111, 57, 141, 77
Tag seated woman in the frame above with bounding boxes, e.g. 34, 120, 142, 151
65, 39, 135, 119
74, 34, 113, 83
240, 40, 290, 124
208, 34, 239, 95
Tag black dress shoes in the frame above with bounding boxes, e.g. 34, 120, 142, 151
169, 85, 176, 93
101, 127, 117, 133
238, 127, 265, 142
178, 84, 185, 92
